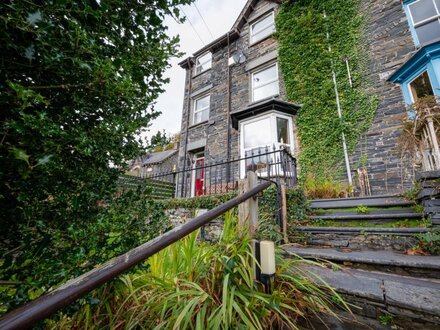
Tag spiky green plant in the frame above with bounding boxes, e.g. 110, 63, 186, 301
48, 210, 349, 329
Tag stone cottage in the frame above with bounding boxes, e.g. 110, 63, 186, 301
128, 149, 178, 181
176, 0, 440, 197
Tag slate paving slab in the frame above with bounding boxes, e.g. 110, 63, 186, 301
296, 264, 440, 317
284, 247, 440, 269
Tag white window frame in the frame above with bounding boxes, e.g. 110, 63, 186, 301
192, 94, 210, 125
251, 62, 279, 102
407, 70, 434, 103
408, 0, 440, 27
239, 111, 294, 178
250, 11, 276, 44
194, 52, 212, 75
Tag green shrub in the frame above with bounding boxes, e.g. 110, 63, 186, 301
50, 211, 348, 329
416, 229, 440, 255
0, 189, 170, 315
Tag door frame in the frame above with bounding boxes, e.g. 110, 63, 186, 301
191, 152, 205, 197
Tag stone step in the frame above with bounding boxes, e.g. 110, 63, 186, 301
284, 247, 440, 279
297, 226, 429, 235
287, 262, 440, 328
294, 227, 429, 252
310, 195, 413, 210
309, 208, 422, 222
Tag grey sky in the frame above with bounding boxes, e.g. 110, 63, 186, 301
147, 0, 248, 140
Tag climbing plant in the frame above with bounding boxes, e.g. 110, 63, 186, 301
276, 0, 378, 181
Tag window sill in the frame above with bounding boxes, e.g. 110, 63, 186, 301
249, 95, 280, 106
188, 120, 209, 129
192, 68, 212, 79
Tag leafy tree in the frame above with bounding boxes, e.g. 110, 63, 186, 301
149, 129, 171, 151
0, 0, 191, 233
0, 0, 192, 313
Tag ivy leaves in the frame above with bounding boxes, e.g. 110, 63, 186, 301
277, 0, 378, 180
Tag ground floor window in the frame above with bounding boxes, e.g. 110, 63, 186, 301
239, 112, 294, 178
409, 70, 435, 102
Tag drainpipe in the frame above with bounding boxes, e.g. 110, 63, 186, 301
226, 32, 232, 182
181, 59, 193, 197
324, 11, 353, 186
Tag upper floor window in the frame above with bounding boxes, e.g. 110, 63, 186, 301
406, 0, 440, 46
193, 94, 210, 125
194, 52, 212, 75
251, 63, 279, 102
250, 12, 275, 44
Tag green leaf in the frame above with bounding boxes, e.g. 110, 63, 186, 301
10, 147, 30, 165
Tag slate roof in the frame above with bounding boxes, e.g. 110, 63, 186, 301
141, 149, 178, 166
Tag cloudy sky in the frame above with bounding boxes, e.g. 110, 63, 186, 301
146, 0, 248, 140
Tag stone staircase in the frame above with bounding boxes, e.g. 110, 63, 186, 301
284, 195, 440, 329
296, 195, 428, 251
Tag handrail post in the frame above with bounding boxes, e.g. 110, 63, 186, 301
238, 171, 259, 237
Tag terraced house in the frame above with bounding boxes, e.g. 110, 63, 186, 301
176, 0, 440, 197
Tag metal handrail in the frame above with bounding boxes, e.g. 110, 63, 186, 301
0, 180, 272, 330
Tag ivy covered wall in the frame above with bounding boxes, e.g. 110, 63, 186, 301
276, 0, 378, 181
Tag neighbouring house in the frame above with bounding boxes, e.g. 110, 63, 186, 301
176, 0, 440, 197
128, 149, 178, 181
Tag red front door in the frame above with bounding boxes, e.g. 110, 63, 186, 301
194, 157, 205, 196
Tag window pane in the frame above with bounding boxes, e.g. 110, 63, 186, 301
410, 71, 434, 101
195, 53, 212, 74
252, 14, 274, 33
277, 118, 289, 144
253, 65, 277, 87
409, 0, 437, 24
245, 148, 270, 173
195, 95, 210, 111
243, 118, 272, 149
253, 81, 279, 102
416, 20, 440, 45
251, 25, 276, 43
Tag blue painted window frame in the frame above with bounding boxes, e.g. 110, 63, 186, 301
404, 0, 420, 46
403, 0, 440, 47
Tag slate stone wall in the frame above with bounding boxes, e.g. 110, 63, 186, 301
349, 0, 417, 194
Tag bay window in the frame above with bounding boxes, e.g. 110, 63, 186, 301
251, 63, 279, 102
239, 112, 294, 177
409, 70, 435, 102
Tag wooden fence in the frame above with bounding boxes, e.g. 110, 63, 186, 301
118, 174, 175, 199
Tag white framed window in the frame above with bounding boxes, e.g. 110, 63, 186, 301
239, 112, 294, 178
251, 63, 279, 102
407, 0, 440, 45
193, 94, 210, 125
250, 12, 276, 44
408, 70, 434, 103
194, 52, 212, 75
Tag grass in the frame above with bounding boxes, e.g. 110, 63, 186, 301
311, 206, 419, 215
306, 218, 431, 228
47, 211, 350, 329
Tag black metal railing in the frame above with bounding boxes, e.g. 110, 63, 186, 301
0, 181, 272, 330
129, 146, 297, 199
